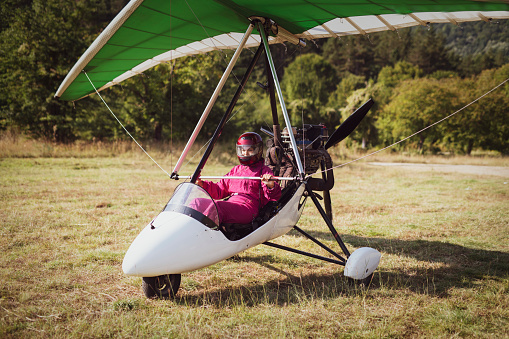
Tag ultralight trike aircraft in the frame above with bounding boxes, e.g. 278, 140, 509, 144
55, 0, 509, 298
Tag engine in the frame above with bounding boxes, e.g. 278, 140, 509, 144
281, 124, 328, 174
264, 123, 334, 191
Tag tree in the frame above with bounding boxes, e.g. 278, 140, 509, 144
0, 0, 123, 141
378, 78, 458, 153
437, 20, 509, 76
445, 65, 509, 154
282, 54, 337, 126
406, 27, 453, 75
110, 51, 236, 142
327, 72, 366, 112
322, 35, 378, 79
377, 61, 423, 88
374, 62, 424, 135
339, 81, 381, 149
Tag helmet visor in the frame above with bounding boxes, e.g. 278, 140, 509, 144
236, 144, 260, 157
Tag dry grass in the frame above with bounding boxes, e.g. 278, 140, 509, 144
0, 137, 508, 337
327, 143, 509, 167
2, 132, 507, 167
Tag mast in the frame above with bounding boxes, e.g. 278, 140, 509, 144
257, 21, 306, 179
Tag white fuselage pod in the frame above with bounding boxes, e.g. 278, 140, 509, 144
122, 184, 306, 277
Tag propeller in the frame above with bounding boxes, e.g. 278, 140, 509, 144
324, 98, 374, 150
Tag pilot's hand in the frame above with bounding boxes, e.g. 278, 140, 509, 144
195, 178, 204, 188
261, 173, 275, 189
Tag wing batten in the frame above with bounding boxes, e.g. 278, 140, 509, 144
376, 15, 397, 31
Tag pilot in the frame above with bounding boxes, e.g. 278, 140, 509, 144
196, 132, 281, 225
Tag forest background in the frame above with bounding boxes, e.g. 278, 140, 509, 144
0, 0, 508, 156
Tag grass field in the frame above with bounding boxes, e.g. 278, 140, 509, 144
1, 141, 508, 337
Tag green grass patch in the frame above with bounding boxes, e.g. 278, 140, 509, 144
0, 152, 507, 337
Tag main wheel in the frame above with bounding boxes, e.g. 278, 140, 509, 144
142, 274, 181, 299
347, 273, 374, 287
355, 273, 374, 287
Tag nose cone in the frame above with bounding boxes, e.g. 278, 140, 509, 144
122, 212, 231, 277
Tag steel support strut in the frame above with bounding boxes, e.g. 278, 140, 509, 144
262, 224, 348, 266
263, 242, 345, 266
293, 226, 346, 263
258, 21, 306, 179
306, 185, 351, 258
320, 160, 333, 221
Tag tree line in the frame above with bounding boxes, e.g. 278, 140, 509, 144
1, 0, 508, 154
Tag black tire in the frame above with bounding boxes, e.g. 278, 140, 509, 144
358, 273, 374, 287
142, 274, 181, 299
347, 273, 374, 287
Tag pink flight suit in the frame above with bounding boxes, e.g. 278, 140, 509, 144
201, 160, 281, 224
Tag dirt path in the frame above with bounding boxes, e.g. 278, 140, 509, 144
369, 162, 509, 178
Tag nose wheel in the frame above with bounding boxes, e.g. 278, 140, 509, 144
142, 274, 181, 299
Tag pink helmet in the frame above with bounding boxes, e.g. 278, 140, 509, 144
236, 132, 263, 165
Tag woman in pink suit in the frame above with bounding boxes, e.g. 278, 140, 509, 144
196, 132, 281, 225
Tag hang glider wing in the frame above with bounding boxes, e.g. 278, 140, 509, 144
55, 0, 509, 101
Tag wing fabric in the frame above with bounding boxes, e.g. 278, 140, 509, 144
55, 0, 509, 101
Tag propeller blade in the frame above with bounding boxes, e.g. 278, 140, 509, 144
325, 98, 374, 150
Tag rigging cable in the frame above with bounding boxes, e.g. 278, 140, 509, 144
83, 71, 172, 178
307, 77, 509, 180
169, 1, 173, 170
299, 45, 306, 175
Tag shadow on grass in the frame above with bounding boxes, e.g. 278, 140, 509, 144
176, 262, 358, 308
299, 228, 507, 281
342, 233, 509, 294
174, 231, 508, 307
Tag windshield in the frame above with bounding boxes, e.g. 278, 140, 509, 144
163, 183, 219, 228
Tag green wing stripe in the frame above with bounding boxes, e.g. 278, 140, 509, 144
56, 0, 509, 101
